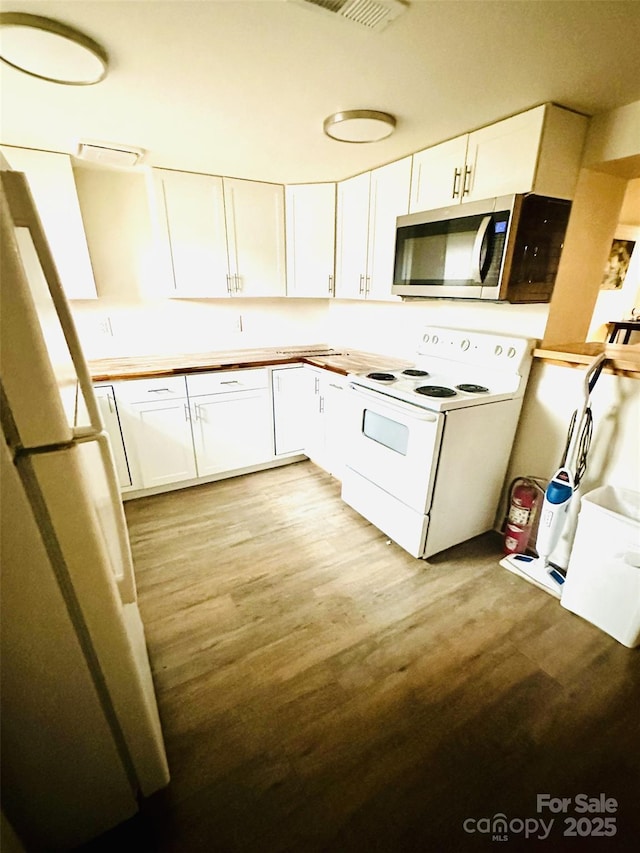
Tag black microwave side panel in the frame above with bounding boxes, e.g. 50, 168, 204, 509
505, 195, 572, 303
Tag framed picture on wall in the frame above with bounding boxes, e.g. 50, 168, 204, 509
601, 239, 636, 290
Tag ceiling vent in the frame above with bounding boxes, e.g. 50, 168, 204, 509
293, 0, 408, 32
76, 141, 145, 168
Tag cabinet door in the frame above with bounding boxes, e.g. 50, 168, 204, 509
154, 169, 230, 297
94, 386, 132, 489
409, 136, 468, 213
334, 171, 371, 299
272, 366, 314, 455
223, 178, 286, 297
285, 183, 336, 297
323, 374, 348, 480
367, 157, 411, 300
190, 390, 273, 476
122, 398, 197, 488
1, 146, 97, 299
304, 368, 327, 469
465, 107, 545, 203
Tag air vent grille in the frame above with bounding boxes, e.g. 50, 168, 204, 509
295, 0, 407, 32
76, 141, 145, 167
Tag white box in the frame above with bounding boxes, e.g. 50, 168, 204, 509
561, 486, 640, 648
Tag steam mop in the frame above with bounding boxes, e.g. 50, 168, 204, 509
500, 353, 607, 598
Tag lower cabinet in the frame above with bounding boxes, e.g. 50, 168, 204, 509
272, 365, 315, 455
113, 369, 274, 492
107, 364, 348, 496
93, 385, 132, 489
115, 376, 197, 489
186, 370, 272, 476
304, 368, 348, 479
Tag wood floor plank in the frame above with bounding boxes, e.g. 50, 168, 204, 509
78, 460, 640, 853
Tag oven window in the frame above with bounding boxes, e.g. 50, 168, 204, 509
362, 409, 409, 455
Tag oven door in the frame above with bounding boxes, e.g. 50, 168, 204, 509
343, 384, 444, 513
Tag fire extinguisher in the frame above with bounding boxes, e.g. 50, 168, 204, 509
503, 477, 543, 556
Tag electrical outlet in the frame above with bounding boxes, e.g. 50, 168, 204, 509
98, 316, 113, 336
235, 314, 243, 333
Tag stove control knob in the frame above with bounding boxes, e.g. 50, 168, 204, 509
494, 345, 503, 356
460, 338, 470, 351
507, 346, 517, 358
432, 334, 439, 344
422, 334, 430, 343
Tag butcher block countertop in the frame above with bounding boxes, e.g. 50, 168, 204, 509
89, 345, 413, 382
534, 342, 640, 377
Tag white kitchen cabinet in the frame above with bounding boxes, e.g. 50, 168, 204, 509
94, 385, 133, 490
335, 157, 411, 300
186, 369, 273, 476
152, 169, 286, 298
224, 178, 286, 297
271, 365, 315, 455
304, 367, 348, 479
409, 104, 588, 212
1, 146, 97, 299
285, 183, 336, 297
152, 169, 229, 297
115, 377, 197, 489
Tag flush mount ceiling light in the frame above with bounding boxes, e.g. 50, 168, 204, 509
323, 110, 396, 143
0, 12, 108, 85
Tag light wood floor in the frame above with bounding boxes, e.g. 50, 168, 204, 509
83, 461, 640, 852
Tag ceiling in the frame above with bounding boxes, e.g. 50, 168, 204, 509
2, 0, 640, 184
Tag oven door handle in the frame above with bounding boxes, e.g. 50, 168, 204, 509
348, 383, 440, 423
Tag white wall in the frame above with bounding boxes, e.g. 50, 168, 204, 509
326, 299, 548, 359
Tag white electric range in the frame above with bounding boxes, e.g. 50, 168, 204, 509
341, 326, 535, 558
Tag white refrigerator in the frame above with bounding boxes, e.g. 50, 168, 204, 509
0, 170, 169, 849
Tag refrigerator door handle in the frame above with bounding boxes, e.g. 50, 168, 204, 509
76, 430, 137, 605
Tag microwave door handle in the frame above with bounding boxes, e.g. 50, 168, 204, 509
471, 215, 492, 283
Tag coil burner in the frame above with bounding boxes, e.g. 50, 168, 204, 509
415, 385, 457, 398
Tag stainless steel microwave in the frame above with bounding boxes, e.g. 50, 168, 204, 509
392, 193, 572, 303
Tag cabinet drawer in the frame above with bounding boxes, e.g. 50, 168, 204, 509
186, 368, 268, 396
115, 375, 187, 403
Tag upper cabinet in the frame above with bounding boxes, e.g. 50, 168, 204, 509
285, 183, 336, 297
1, 146, 97, 299
152, 168, 286, 298
335, 157, 411, 300
410, 104, 588, 213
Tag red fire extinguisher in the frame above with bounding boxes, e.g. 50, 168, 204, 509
503, 478, 542, 555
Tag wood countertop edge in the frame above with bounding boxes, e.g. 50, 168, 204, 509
89, 350, 413, 383
534, 342, 640, 377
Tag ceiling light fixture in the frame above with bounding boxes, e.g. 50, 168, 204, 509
0, 12, 108, 85
323, 110, 396, 143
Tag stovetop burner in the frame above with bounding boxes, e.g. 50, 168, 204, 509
367, 372, 396, 382
402, 369, 429, 377
456, 383, 489, 393
415, 385, 457, 398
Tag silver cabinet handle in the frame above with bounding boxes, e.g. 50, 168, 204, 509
319, 395, 324, 413
365, 275, 371, 295
184, 403, 191, 422
234, 274, 241, 292
328, 274, 334, 295
452, 167, 462, 199
148, 388, 171, 393
106, 393, 114, 414
328, 383, 343, 390
359, 273, 366, 294
314, 376, 320, 393
220, 380, 240, 385
226, 273, 233, 293
462, 165, 472, 197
